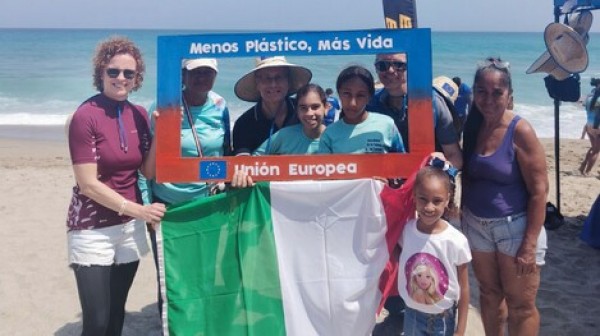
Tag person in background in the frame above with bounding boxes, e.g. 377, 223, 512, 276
254, 83, 329, 155
579, 77, 600, 175
367, 53, 462, 169
318, 65, 405, 154
232, 56, 312, 155
461, 57, 548, 336
398, 162, 471, 336
433, 75, 462, 141
452, 76, 473, 138
324, 87, 340, 126
66, 36, 166, 336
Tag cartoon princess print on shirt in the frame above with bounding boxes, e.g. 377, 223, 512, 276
405, 252, 449, 305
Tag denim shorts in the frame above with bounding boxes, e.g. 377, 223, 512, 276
403, 305, 456, 336
68, 219, 149, 266
461, 207, 547, 266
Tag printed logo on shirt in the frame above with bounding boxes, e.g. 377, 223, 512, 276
404, 252, 449, 305
365, 139, 384, 153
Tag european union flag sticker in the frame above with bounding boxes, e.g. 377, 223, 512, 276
199, 160, 227, 180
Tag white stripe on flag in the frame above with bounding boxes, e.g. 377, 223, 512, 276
270, 179, 389, 336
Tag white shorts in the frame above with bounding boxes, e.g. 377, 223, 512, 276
67, 219, 150, 266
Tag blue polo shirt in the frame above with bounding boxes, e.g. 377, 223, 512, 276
366, 88, 458, 151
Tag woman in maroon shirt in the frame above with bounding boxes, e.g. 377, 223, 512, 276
66, 36, 165, 336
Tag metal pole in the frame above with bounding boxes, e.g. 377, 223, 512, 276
553, 6, 560, 213
554, 98, 561, 213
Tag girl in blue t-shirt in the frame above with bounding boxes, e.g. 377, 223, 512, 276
254, 83, 330, 155
319, 65, 405, 154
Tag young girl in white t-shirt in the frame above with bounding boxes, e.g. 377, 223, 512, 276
398, 160, 471, 336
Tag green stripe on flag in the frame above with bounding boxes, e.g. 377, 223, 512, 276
160, 182, 286, 335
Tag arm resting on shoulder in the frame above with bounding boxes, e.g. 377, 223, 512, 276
440, 142, 463, 170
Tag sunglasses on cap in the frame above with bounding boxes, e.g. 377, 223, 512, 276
374, 60, 407, 72
106, 68, 136, 80
478, 57, 510, 70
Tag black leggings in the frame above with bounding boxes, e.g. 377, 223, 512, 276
73, 261, 139, 336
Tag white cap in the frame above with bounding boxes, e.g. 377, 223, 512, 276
182, 58, 218, 73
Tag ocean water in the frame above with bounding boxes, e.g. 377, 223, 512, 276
1, 28, 599, 139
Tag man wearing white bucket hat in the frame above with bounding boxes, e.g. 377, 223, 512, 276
232, 56, 312, 155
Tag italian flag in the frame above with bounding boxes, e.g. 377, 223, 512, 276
157, 179, 415, 336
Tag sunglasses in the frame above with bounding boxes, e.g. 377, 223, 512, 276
106, 68, 136, 80
374, 60, 407, 72
478, 57, 510, 70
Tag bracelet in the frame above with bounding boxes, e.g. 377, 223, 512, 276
118, 199, 129, 216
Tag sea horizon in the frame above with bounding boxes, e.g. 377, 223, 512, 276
1, 28, 598, 140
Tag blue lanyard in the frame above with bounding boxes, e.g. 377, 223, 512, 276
265, 120, 276, 153
398, 95, 408, 123
254, 102, 283, 154
182, 97, 203, 157
117, 105, 128, 153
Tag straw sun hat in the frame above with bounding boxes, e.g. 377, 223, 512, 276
526, 11, 592, 80
234, 56, 312, 102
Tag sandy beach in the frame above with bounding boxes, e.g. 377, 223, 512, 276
1, 126, 599, 336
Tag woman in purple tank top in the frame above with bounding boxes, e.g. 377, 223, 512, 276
461, 57, 548, 336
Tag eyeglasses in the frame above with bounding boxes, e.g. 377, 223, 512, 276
478, 57, 510, 71
256, 74, 288, 83
106, 68, 136, 80
374, 60, 407, 72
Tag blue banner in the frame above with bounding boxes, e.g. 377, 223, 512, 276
157, 28, 432, 107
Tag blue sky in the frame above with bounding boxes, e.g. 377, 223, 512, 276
1, 0, 598, 33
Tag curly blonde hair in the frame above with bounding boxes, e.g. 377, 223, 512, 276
92, 36, 145, 92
